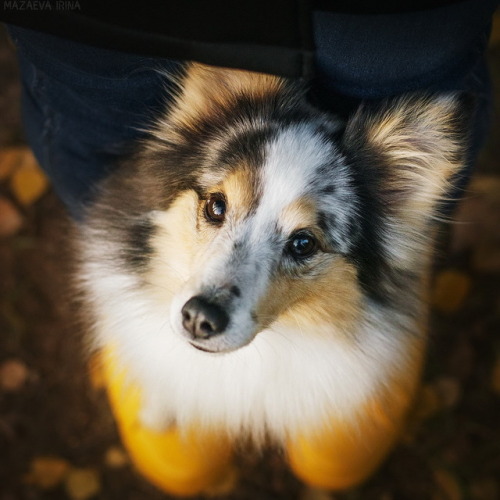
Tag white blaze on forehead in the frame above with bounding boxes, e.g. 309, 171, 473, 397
253, 124, 332, 235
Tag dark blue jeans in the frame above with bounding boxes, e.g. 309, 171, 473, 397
7, 0, 497, 218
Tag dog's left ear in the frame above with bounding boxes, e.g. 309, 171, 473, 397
165, 63, 285, 136
343, 93, 474, 220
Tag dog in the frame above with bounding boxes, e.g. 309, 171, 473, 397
74, 63, 471, 496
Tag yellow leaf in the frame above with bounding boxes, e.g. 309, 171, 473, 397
0, 197, 23, 238
432, 270, 470, 314
10, 152, 49, 205
65, 468, 101, 500
104, 446, 129, 468
0, 358, 29, 391
0, 147, 28, 181
25, 457, 70, 490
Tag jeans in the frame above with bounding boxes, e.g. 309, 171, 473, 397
7, 0, 497, 218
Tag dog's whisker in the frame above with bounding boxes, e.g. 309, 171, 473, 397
155, 315, 172, 338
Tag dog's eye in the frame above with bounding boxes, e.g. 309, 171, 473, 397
205, 194, 226, 223
287, 232, 317, 259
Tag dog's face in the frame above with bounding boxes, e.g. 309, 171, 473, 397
81, 64, 471, 355
147, 122, 363, 353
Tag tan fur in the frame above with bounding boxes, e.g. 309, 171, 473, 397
167, 64, 285, 137
280, 198, 319, 235
291, 258, 362, 335
145, 191, 199, 303
364, 96, 462, 215
343, 95, 467, 269
219, 167, 259, 219
258, 255, 362, 340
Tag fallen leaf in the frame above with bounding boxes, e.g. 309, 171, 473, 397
0, 197, 23, 237
104, 446, 128, 468
0, 147, 27, 181
433, 377, 461, 408
65, 468, 101, 500
10, 152, 49, 206
0, 359, 29, 391
432, 270, 471, 314
25, 457, 70, 490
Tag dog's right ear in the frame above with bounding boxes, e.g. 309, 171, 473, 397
342, 93, 473, 266
163, 63, 285, 137
343, 93, 473, 218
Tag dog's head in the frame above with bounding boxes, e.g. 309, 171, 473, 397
85, 64, 473, 354
151, 118, 363, 353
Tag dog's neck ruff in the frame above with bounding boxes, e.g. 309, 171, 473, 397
88, 269, 417, 444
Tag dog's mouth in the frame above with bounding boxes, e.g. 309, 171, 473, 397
187, 332, 258, 354
189, 342, 219, 353
188, 341, 233, 354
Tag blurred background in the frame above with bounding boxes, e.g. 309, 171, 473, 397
0, 14, 499, 500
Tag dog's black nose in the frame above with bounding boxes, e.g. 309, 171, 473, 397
181, 296, 229, 339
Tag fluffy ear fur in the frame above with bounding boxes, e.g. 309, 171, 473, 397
342, 94, 473, 268
344, 94, 473, 218
164, 63, 285, 135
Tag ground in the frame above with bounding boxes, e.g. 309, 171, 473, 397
1, 19, 500, 500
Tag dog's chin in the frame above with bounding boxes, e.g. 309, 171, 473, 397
184, 328, 259, 354
187, 335, 255, 354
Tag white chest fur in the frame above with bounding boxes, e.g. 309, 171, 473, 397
88, 272, 412, 444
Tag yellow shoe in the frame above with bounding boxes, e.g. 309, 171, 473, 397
287, 340, 424, 492
98, 348, 235, 497
286, 394, 413, 491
